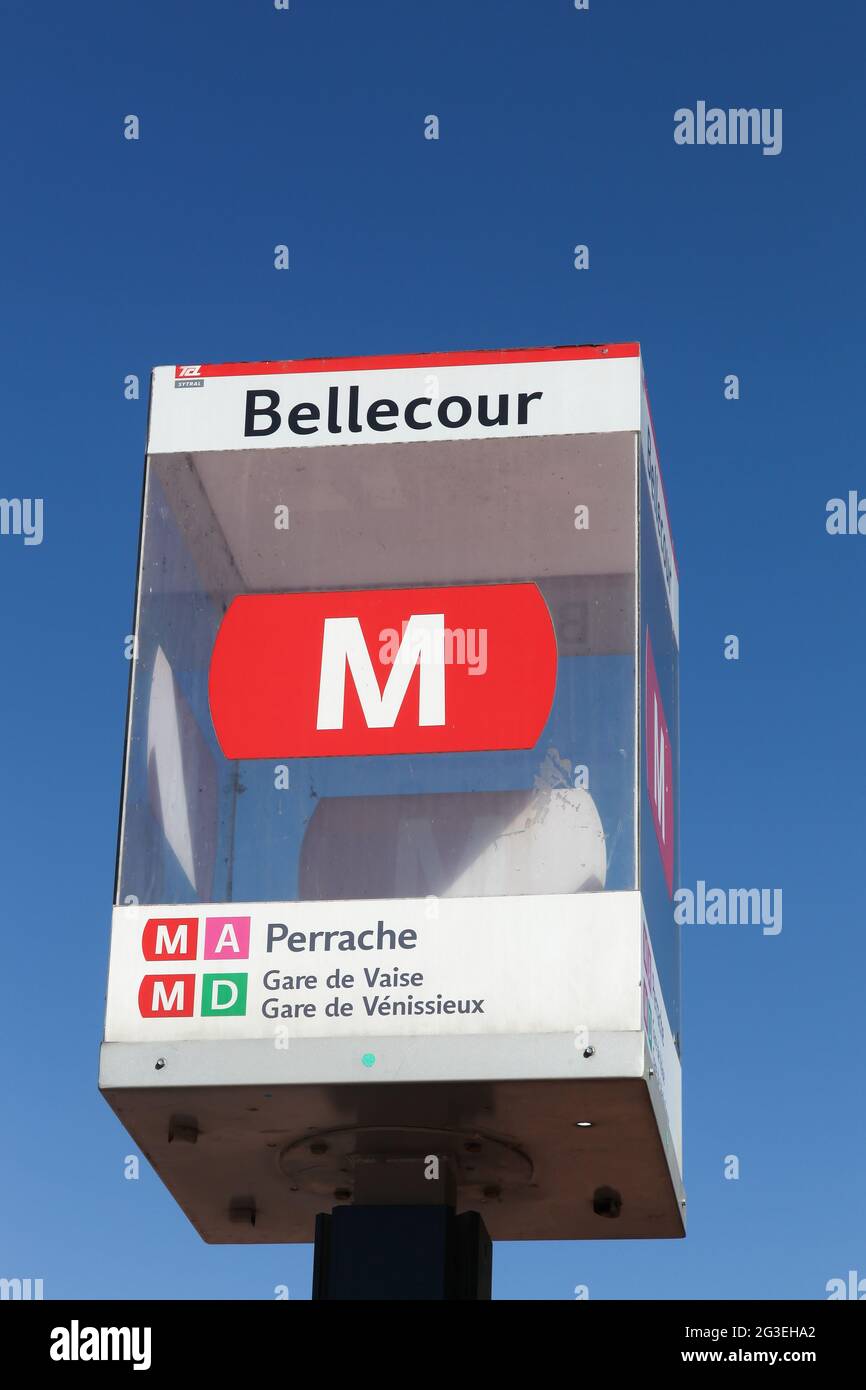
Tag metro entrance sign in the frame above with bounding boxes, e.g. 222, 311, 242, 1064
209, 583, 558, 758
100, 343, 683, 1244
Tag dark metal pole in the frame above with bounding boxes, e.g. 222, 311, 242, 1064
312, 1205, 491, 1300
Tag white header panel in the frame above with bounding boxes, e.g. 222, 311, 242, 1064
148, 351, 642, 454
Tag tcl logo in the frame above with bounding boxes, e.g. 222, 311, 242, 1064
209, 583, 557, 758
176, 364, 202, 377
645, 628, 674, 895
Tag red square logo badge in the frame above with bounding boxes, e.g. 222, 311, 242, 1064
138, 974, 195, 1018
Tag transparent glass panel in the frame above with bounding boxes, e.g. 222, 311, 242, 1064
116, 433, 637, 905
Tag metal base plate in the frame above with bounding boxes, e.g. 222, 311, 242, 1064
102, 1075, 685, 1242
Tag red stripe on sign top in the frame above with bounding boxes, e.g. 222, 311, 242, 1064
175, 343, 639, 379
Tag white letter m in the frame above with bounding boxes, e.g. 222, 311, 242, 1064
316, 614, 445, 730
653, 694, 666, 840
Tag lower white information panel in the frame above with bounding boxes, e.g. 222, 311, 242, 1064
105, 891, 643, 1045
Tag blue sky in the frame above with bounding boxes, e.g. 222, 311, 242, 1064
2, 0, 864, 1299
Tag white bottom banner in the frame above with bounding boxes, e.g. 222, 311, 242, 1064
105, 892, 643, 1045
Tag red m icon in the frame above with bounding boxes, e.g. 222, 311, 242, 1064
209, 583, 557, 759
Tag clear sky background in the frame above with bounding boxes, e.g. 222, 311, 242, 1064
2, 0, 864, 1300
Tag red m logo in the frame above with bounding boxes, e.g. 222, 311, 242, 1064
209, 584, 557, 758
645, 629, 674, 895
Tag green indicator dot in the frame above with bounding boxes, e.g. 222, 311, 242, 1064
361, 1053, 376, 1068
